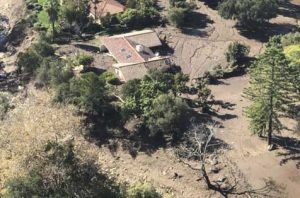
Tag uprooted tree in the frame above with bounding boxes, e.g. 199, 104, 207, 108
177, 122, 219, 189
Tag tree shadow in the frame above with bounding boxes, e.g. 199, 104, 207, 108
210, 177, 285, 198
0, 71, 28, 93
278, 0, 300, 20
210, 100, 236, 110
273, 135, 300, 169
74, 43, 100, 53
181, 11, 214, 36
208, 111, 238, 121
200, 0, 222, 10
238, 23, 297, 42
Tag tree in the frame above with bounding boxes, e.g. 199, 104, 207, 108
218, 0, 278, 27
145, 93, 188, 140
168, 0, 194, 28
168, 7, 187, 27
195, 78, 212, 110
46, 0, 60, 40
244, 37, 294, 147
68, 72, 108, 115
91, 0, 100, 20
225, 42, 249, 66
61, 0, 90, 33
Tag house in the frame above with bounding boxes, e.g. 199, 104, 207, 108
89, 0, 125, 21
101, 30, 171, 81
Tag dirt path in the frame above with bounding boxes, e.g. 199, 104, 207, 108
210, 76, 300, 198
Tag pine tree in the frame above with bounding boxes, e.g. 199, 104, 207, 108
244, 37, 294, 147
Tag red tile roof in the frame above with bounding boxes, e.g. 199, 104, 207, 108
102, 37, 145, 64
90, 0, 125, 18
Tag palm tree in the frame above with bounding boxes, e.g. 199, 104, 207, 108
46, 0, 60, 41
92, 0, 101, 21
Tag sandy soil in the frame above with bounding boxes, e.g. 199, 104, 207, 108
0, 0, 25, 26
210, 76, 300, 198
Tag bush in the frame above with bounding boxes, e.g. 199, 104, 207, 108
225, 42, 249, 66
284, 44, 300, 63
168, 7, 187, 27
100, 71, 120, 85
75, 53, 94, 66
32, 39, 55, 57
127, 183, 161, 198
281, 32, 300, 46
35, 58, 74, 88
68, 72, 108, 114
17, 49, 42, 74
117, 8, 160, 29
53, 82, 71, 103
0, 93, 12, 120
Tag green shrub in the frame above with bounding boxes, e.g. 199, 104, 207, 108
17, 49, 42, 74
53, 82, 71, 103
117, 8, 160, 29
100, 71, 120, 85
32, 40, 55, 57
127, 182, 161, 198
75, 53, 94, 66
284, 44, 300, 63
35, 59, 74, 88
168, 7, 187, 27
68, 72, 108, 114
281, 32, 300, 46
0, 93, 12, 120
225, 42, 249, 66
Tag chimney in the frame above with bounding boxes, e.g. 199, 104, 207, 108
136, 45, 144, 52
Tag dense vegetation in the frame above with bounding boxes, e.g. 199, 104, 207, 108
25, 0, 162, 38
2, 141, 161, 198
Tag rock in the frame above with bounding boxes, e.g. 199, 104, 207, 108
210, 166, 220, 174
268, 144, 276, 151
211, 158, 219, 166
0, 15, 10, 51
220, 181, 230, 190
217, 176, 227, 183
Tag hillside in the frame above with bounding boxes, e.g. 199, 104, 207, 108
0, 0, 299, 197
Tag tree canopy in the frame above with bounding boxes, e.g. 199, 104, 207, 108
218, 0, 278, 27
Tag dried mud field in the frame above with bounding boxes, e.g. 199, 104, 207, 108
0, 0, 300, 197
